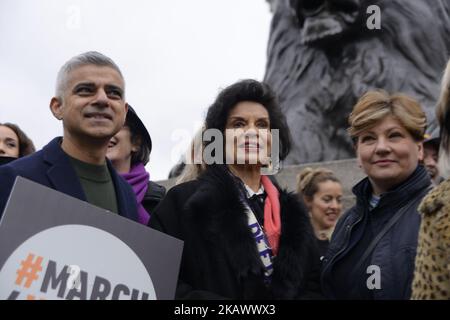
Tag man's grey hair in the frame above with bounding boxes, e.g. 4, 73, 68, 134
55, 51, 125, 99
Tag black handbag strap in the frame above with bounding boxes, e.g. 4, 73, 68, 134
351, 185, 433, 276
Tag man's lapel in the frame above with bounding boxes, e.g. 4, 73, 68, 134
43, 138, 86, 201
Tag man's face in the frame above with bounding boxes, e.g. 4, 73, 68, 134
51, 65, 127, 143
423, 143, 439, 180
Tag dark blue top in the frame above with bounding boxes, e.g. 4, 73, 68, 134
321, 165, 432, 300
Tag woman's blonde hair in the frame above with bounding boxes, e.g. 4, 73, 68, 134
348, 90, 427, 143
175, 126, 206, 185
297, 167, 340, 200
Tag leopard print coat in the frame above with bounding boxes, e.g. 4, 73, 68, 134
411, 178, 450, 299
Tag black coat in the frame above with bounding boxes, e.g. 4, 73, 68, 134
142, 181, 166, 214
149, 166, 322, 299
321, 165, 432, 300
0, 137, 138, 222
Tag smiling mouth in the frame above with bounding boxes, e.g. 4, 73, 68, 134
239, 143, 261, 150
373, 160, 396, 165
325, 212, 338, 219
85, 113, 113, 121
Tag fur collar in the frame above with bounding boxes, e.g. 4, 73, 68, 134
183, 166, 316, 299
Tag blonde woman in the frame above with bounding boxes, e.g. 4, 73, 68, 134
175, 126, 206, 185
322, 91, 432, 300
297, 167, 343, 258
412, 60, 450, 300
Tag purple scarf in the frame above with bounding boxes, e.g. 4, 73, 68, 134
121, 163, 150, 225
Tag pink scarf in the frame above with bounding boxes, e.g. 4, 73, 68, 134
261, 175, 281, 256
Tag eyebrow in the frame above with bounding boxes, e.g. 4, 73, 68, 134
73, 82, 124, 94
228, 116, 270, 121
73, 82, 95, 89
363, 126, 404, 134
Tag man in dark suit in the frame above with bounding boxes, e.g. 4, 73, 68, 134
0, 51, 138, 222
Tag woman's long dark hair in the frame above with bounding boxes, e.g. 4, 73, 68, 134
204, 79, 292, 162
0, 123, 35, 157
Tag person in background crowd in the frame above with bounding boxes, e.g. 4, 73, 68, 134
412, 59, 450, 300
0, 123, 35, 165
168, 158, 185, 180
150, 79, 322, 299
0, 51, 138, 222
107, 105, 165, 225
321, 90, 432, 299
175, 126, 206, 185
421, 130, 444, 186
297, 167, 343, 258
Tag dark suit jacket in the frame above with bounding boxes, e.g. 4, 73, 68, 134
0, 137, 138, 222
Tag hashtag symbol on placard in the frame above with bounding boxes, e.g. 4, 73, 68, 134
15, 253, 43, 288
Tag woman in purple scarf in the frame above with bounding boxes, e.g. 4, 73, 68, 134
107, 105, 166, 225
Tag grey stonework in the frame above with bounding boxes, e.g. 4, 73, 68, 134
264, 0, 450, 165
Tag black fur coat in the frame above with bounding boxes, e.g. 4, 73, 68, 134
149, 166, 322, 299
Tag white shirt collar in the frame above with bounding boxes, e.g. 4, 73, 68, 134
244, 183, 265, 198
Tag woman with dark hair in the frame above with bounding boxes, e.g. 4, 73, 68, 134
107, 105, 165, 225
412, 60, 450, 300
150, 79, 321, 299
0, 122, 35, 165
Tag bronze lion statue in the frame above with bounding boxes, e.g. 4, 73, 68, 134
264, 0, 450, 165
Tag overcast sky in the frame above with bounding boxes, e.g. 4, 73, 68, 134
0, 0, 272, 180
